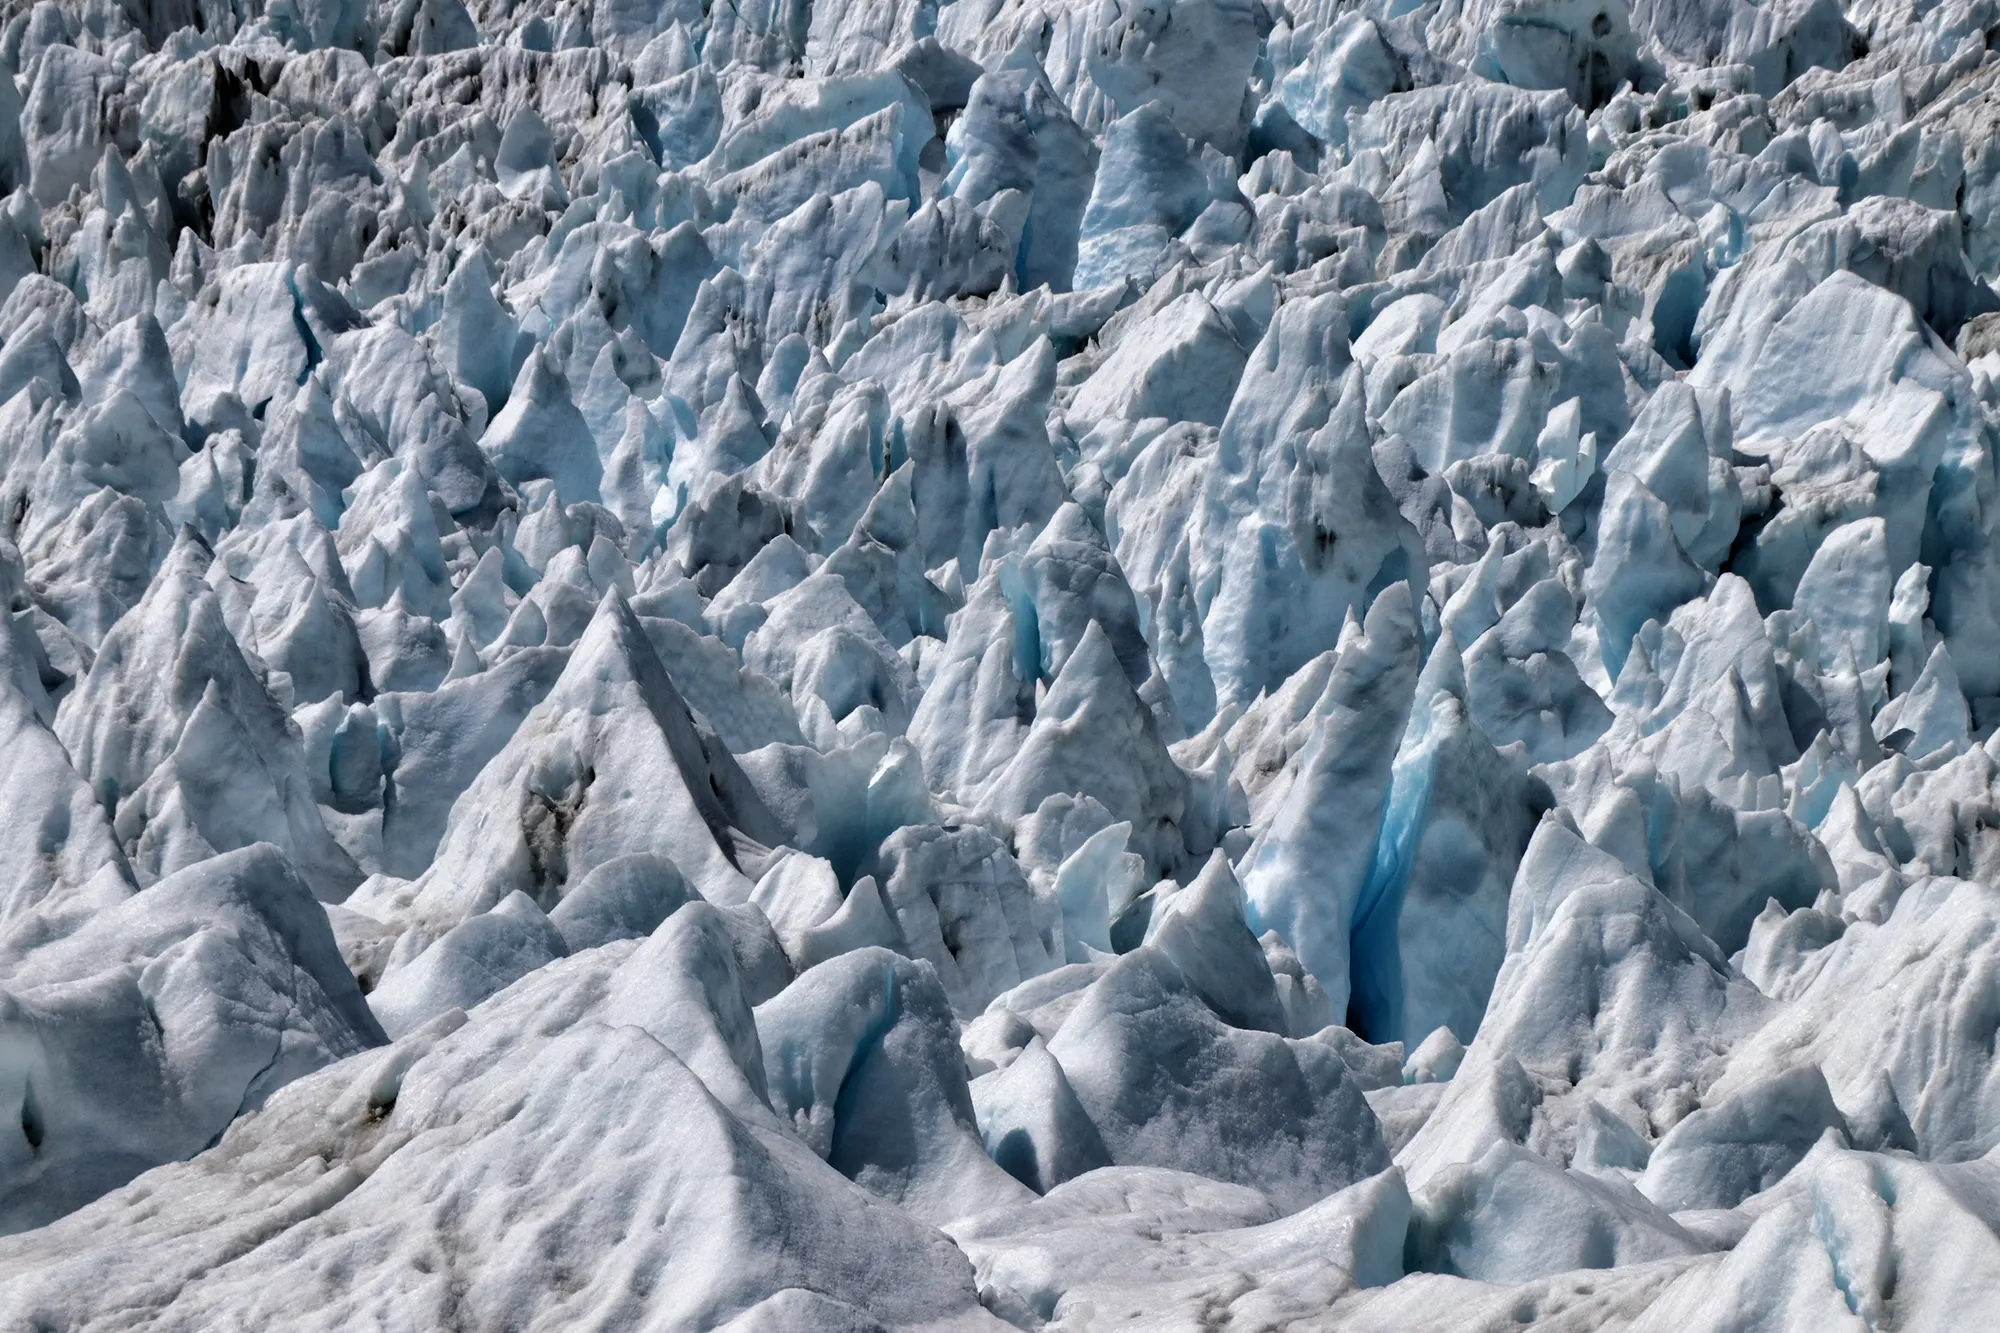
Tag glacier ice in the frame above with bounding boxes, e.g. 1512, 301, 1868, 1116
4, 0, 2000, 1326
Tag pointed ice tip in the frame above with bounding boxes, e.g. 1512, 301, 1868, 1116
1185, 847, 1247, 916
1054, 617, 1122, 684
1033, 499, 1104, 553
1414, 624, 1466, 707
1000, 32, 1047, 74
575, 584, 642, 654
556, 584, 698, 713
1507, 806, 1635, 951
161, 523, 217, 578
512, 344, 559, 400
1362, 579, 1417, 640
1191, 845, 1241, 891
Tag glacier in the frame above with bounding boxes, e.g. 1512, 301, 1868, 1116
3, 0, 2000, 1326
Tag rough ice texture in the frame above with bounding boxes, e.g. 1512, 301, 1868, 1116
2, 0, 2000, 1327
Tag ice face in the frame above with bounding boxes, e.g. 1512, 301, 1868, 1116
5, 0, 2000, 1325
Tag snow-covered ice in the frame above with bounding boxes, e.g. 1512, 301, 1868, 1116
4, 0, 2000, 1326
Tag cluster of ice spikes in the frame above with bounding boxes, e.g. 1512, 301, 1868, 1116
5, 0, 2000, 1326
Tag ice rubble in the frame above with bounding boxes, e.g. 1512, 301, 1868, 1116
5, 0, 2000, 1326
